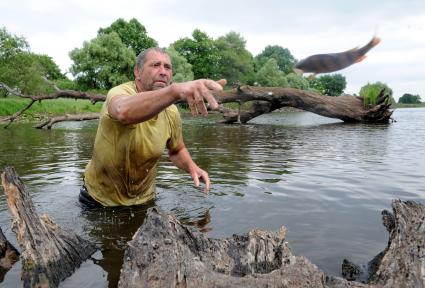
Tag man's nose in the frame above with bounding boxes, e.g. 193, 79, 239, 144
158, 65, 168, 76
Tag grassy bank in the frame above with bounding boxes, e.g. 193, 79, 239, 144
0, 96, 103, 120
392, 103, 425, 108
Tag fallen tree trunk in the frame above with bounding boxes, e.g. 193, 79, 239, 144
214, 86, 393, 124
1, 166, 97, 288
119, 199, 424, 288
0, 226, 19, 282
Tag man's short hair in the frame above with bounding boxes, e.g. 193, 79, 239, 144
135, 47, 169, 71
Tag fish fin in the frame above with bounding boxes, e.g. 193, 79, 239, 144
355, 55, 367, 63
345, 46, 358, 52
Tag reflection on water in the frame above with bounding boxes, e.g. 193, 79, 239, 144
1, 109, 425, 287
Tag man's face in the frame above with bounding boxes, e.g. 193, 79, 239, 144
135, 51, 173, 92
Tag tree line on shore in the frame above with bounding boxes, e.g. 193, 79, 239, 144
0, 19, 422, 105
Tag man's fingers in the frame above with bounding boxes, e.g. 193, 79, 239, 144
192, 172, 200, 187
201, 89, 218, 110
217, 79, 227, 88
204, 79, 224, 91
186, 96, 197, 116
203, 174, 210, 195
196, 89, 208, 116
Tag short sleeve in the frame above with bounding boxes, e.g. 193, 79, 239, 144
104, 82, 137, 118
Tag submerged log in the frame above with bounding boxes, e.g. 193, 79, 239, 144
0, 226, 20, 281
119, 200, 424, 288
1, 167, 96, 288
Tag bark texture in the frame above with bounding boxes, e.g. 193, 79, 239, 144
214, 86, 393, 124
0, 226, 19, 281
368, 200, 425, 287
119, 199, 424, 288
1, 166, 96, 288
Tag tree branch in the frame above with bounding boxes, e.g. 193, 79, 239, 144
0, 82, 106, 103
3, 99, 36, 129
0, 81, 106, 128
34, 113, 100, 129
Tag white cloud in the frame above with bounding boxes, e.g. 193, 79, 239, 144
2, 0, 424, 99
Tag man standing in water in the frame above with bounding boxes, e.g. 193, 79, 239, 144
80, 47, 225, 207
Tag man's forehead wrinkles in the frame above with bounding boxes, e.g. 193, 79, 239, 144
147, 59, 172, 67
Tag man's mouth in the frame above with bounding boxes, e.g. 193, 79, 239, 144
154, 80, 167, 85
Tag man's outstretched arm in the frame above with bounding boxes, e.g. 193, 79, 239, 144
108, 80, 224, 125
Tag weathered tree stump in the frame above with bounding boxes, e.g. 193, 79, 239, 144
119, 199, 424, 288
367, 200, 425, 287
0, 226, 19, 282
1, 166, 96, 288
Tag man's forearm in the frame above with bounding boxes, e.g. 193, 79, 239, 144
169, 145, 197, 173
108, 85, 178, 125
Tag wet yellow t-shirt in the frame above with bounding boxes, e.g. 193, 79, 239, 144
84, 82, 182, 206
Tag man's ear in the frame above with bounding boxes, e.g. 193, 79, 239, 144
134, 66, 140, 79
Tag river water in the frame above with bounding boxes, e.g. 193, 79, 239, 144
1, 108, 424, 287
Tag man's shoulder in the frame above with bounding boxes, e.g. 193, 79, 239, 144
107, 81, 137, 97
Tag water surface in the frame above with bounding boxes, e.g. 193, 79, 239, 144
1, 108, 424, 287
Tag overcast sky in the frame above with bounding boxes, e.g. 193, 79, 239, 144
2, 0, 424, 99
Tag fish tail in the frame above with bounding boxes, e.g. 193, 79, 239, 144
371, 36, 381, 47
358, 36, 381, 55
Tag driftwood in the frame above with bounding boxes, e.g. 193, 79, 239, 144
34, 112, 100, 129
1, 81, 392, 128
119, 200, 424, 288
1, 166, 96, 288
0, 226, 19, 282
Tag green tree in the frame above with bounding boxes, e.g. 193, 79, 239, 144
309, 74, 346, 96
255, 58, 288, 87
69, 32, 135, 90
215, 32, 255, 86
166, 45, 194, 83
173, 29, 221, 79
1, 27, 64, 95
285, 73, 309, 90
255, 45, 296, 74
398, 93, 422, 104
0, 27, 29, 57
33, 54, 65, 80
98, 18, 157, 55
359, 82, 395, 106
